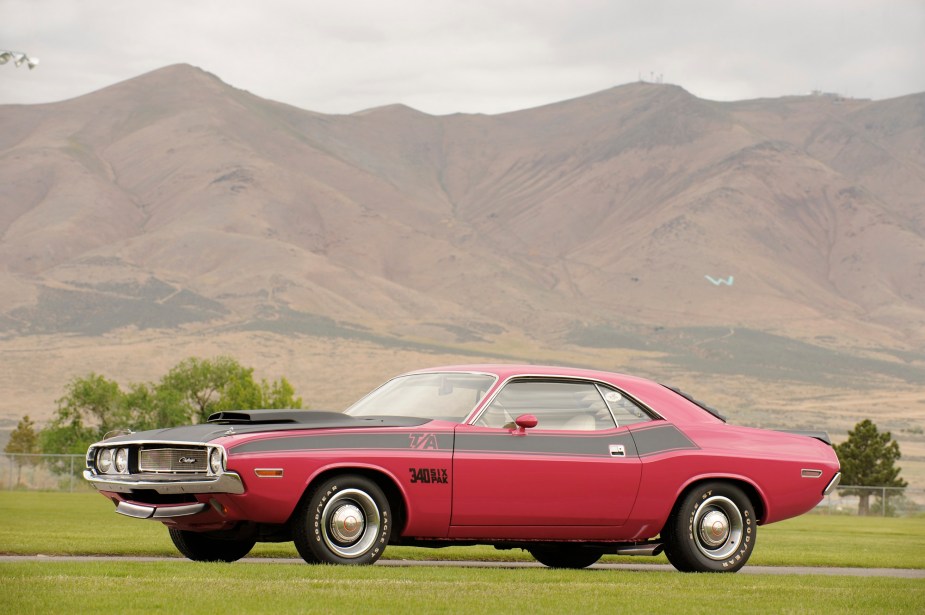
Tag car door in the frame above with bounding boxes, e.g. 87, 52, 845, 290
449, 379, 644, 533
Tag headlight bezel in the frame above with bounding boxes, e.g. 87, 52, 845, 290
114, 447, 129, 474
97, 448, 113, 474
208, 447, 225, 476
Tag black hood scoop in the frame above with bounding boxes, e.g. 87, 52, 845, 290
208, 410, 345, 424
207, 409, 431, 429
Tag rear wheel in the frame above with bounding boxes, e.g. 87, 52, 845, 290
293, 474, 391, 565
663, 482, 755, 573
529, 545, 603, 569
168, 528, 256, 562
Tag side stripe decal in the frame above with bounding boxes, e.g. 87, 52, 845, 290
630, 424, 700, 457
228, 424, 698, 458
231, 432, 455, 454
454, 432, 638, 458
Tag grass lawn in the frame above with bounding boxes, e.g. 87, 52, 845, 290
2, 492, 924, 614
2, 560, 924, 614
1, 491, 923, 569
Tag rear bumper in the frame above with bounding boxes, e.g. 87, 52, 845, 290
823, 472, 842, 496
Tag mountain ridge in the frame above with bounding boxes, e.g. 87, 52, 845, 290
1, 64, 923, 362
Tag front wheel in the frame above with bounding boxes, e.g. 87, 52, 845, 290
529, 545, 603, 569
168, 528, 256, 562
663, 482, 755, 573
293, 474, 392, 565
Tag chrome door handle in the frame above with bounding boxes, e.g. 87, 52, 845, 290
609, 444, 626, 457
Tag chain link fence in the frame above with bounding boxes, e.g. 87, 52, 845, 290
816, 485, 923, 517
2, 453, 91, 492
2, 453, 923, 516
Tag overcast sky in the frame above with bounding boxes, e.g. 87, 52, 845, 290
2, 0, 923, 115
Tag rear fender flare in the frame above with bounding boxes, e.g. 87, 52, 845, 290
671, 474, 768, 525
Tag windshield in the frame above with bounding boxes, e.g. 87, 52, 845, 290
344, 372, 496, 422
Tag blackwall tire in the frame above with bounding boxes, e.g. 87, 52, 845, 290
663, 482, 756, 573
293, 474, 391, 565
529, 545, 603, 569
168, 528, 256, 563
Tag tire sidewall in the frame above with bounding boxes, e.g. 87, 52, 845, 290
529, 545, 603, 569
168, 528, 255, 563
671, 482, 755, 573
296, 475, 391, 565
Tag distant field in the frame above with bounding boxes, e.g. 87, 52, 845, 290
1, 331, 922, 489
1, 492, 923, 569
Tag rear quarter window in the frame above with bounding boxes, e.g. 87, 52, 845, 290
597, 384, 655, 427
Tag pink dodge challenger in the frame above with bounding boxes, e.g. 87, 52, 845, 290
85, 364, 840, 573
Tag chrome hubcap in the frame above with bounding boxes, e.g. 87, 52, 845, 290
320, 488, 380, 558
699, 510, 730, 547
693, 495, 743, 560
329, 503, 364, 543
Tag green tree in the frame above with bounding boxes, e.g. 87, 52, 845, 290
158, 356, 302, 423
4, 415, 39, 455
124, 382, 189, 432
261, 377, 301, 409
159, 356, 249, 422
212, 373, 302, 413
40, 374, 128, 454
835, 419, 907, 516
39, 357, 305, 453
4, 415, 40, 486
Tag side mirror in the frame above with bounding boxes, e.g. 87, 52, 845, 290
513, 414, 538, 434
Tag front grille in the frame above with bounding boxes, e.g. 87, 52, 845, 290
139, 447, 208, 473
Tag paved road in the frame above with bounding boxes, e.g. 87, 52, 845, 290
2, 555, 923, 578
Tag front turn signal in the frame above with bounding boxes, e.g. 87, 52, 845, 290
254, 468, 284, 478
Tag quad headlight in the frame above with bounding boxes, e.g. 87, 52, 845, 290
95, 446, 130, 475
97, 448, 113, 473
209, 447, 224, 475
114, 447, 129, 473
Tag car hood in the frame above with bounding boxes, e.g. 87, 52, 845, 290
95, 412, 433, 445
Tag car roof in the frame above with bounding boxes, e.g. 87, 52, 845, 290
406, 364, 724, 425
409, 364, 647, 385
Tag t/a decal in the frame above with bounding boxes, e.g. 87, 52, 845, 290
409, 467, 448, 484
409, 433, 440, 450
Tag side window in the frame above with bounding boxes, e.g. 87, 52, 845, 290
474, 380, 616, 430
597, 385, 653, 427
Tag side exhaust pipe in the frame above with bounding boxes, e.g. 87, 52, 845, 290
615, 542, 664, 556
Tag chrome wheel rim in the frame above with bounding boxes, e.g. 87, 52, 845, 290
320, 488, 380, 558
693, 495, 743, 560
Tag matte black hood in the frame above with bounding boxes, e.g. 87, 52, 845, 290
96, 411, 433, 445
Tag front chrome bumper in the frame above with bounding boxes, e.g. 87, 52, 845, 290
83, 470, 245, 495
116, 501, 210, 519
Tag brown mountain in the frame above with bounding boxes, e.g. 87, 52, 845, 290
1, 64, 924, 387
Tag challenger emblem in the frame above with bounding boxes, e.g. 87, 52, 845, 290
408, 433, 439, 450
178, 457, 198, 464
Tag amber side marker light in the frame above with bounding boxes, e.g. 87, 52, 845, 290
254, 468, 284, 478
